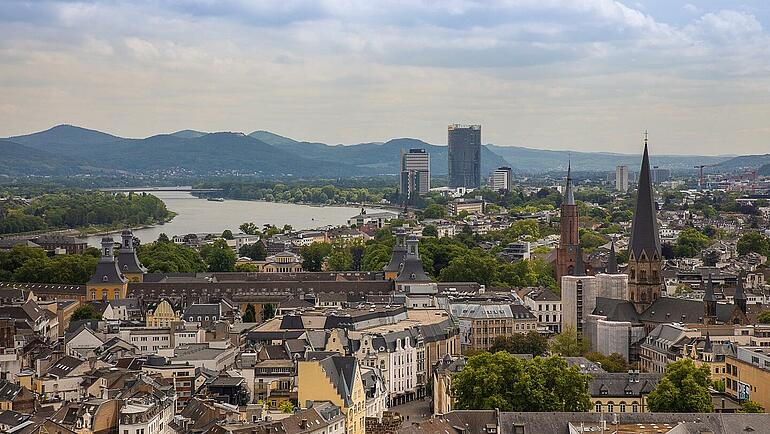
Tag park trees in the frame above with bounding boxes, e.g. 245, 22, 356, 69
737, 231, 770, 257
647, 359, 714, 413
200, 239, 237, 272
300, 242, 333, 272
452, 352, 591, 412
489, 331, 548, 356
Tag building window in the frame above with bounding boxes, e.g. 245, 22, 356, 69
620, 403, 626, 412
607, 403, 614, 413
595, 403, 602, 412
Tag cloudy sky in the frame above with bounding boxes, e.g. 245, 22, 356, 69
1, 0, 769, 154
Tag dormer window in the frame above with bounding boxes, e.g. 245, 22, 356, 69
102, 276, 108, 282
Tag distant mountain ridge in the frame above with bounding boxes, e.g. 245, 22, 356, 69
0, 124, 748, 178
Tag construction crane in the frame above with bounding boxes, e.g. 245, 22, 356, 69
694, 164, 718, 191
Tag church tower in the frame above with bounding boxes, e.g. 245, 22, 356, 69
628, 133, 662, 313
703, 274, 717, 325
556, 161, 581, 285
87, 236, 128, 301
384, 227, 407, 280
117, 229, 147, 282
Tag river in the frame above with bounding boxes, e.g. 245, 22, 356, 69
82, 191, 380, 246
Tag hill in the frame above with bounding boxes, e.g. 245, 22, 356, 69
0, 124, 747, 178
0, 139, 82, 176
486, 145, 730, 173
712, 154, 770, 172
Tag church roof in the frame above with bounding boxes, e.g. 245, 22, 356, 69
628, 138, 661, 260
395, 235, 431, 283
564, 161, 575, 206
88, 261, 126, 284
606, 240, 618, 274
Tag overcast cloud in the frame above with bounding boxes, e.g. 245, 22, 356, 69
1, 0, 769, 154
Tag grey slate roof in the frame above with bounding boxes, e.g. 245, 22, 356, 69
589, 372, 661, 397
628, 141, 661, 260
395, 235, 431, 283
315, 355, 358, 407
384, 228, 407, 273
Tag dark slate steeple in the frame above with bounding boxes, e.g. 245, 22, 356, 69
628, 133, 661, 261
704, 331, 713, 353
607, 239, 618, 274
565, 159, 575, 206
88, 236, 127, 285
395, 234, 431, 282
117, 229, 147, 274
384, 227, 407, 275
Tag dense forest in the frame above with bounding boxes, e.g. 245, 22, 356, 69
0, 190, 172, 235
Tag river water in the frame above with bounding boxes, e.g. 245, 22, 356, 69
82, 191, 379, 246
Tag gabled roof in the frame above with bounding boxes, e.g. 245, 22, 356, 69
46, 356, 85, 378
315, 355, 358, 407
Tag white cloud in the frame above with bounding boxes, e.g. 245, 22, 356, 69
1, 0, 769, 154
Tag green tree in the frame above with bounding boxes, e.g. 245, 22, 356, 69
242, 304, 257, 322
647, 359, 714, 413
200, 239, 237, 272
71, 304, 102, 321
439, 252, 497, 286
221, 229, 234, 240
674, 228, 712, 258
737, 232, 770, 256
262, 303, 276, 322
138, 241, 207, 273
235, 263, 259, 272
157, 233, 170, 243
585, 352, 629, 373
489, 331, 548, 356
278, 401, 295, 413
327, 241, 353, 271
757, 311, 770, 324
239, 222, 260, 235
550, 327, 589, 357
422, 225, 438, 237
452, 352, 591, 412
423, 204, 447, 219
739, 401, 764, 413
300, 242, 332, 272
239, 242, 267, 261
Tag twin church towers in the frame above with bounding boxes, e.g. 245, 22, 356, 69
556, 134, 661, 314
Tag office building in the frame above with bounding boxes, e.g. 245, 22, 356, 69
448, 124, 481, 189
616, 165, 629, 192
490, 166, 512, 191
651, 167, 671, 184
400, 148, 430, 199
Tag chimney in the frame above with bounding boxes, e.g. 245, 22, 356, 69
299, 418, 308, 429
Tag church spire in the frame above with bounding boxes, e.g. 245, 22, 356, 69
565, 159, 575, 206
607, 238, 618, 274
629, 132, 661, 261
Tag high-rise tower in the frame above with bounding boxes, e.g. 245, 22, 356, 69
400, 148, 430, 202
556, 161, 581, 284
448, 124, 481, 189
628, 133, 662, 313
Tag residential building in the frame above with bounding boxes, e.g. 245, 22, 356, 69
399, 148, 430, 199
297, 354, 366, 434
449, 302, 538, 352
32, 235, 88, 255
521, 287, 562, 333
448, 198, 483, 216
432, 355, 466, 416
145, 299, 180, 328
448, 124, 481, 189
490, 167, 512, 192
589, 371, 661, 414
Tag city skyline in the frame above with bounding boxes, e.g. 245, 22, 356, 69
2, 1, 770, 155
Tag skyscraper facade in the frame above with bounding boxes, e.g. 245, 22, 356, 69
448, 124, 481, 189
615, 165, 629, 192
490, 167, 513, 192
400, 148, 430, 199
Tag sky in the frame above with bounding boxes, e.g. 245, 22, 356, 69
1, 1, 770, 155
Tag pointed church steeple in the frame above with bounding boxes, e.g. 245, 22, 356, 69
565, 159, 575, 206
627, 132, 663, 313
704, 331, 713, 353
629, 133, 661, 261
607, 239, 618, 274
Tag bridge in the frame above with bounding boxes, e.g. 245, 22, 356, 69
98, 186, 223, 193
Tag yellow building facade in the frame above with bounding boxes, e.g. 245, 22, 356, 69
86, 236, 128, 301
146, 299, 179, 328
298, 355, 366, 434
